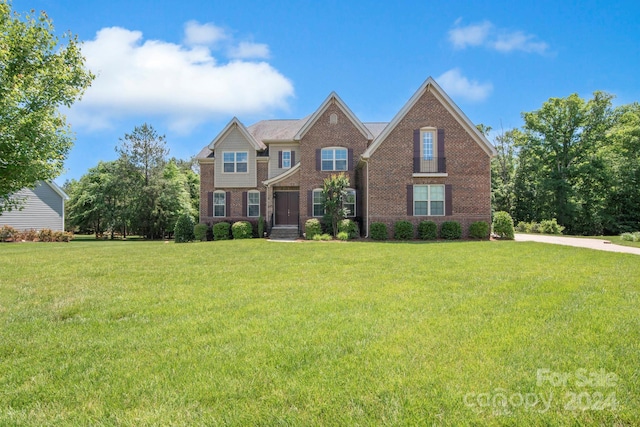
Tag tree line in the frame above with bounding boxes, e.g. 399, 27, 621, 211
489, 92, 640, 235
64, 124, 199, 239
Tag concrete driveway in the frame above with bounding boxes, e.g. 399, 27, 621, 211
514, 234, 640, 255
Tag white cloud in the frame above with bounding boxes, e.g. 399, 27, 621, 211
448, 21, 492, 49
184, 21, 227, 46
73, 26, 294, 133
229, 42, 270, 59
436, 68, 493, 103
449, 20, 548, 54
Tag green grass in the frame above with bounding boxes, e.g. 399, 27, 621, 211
1, 240, 639, 425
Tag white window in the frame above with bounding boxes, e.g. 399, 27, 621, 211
313, 189, 324, 217
214, 191, 226, 217
248, 191, 260, 217
282, 150, 291, 169
223, 152, 248, 173
321, 148, 347, 171
422, 131, 434, 161
343, 189, 356, 217
414, 185, 444, 216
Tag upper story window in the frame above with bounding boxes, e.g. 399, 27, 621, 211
321, 148, 347, 171
223, 152, 248, 173
214, 191, 226, 217
422, 131, 434, 161
282, 150, 291, 169
414, 185, 444, 216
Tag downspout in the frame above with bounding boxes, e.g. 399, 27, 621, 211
363, 158, 370, 238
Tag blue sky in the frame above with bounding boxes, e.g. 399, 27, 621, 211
11, 0, 640, 184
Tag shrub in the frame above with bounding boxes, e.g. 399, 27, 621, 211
337, 219, 359, 239
213, 222, 231, 241
257, 216, 265, 238
313, 233, 332, 241
0, 225, 17, 242
469, 221, 490, 239
174, 214, 195, 243
621, 231, 640, 242
232, 221, 253, 239
515, 221, 528, 232
440, 221, 462, 240
493, 211, 515, 239
305, 218, 322, 240
394, 220, 414, 240
418, 221, 438, 240
540, 218, 564, 235
370, 222, 388, 241
194, 224, 208, 242
38, 228, 54, 242
337, 231, 349, 241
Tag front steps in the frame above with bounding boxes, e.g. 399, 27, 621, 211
269, 227, 300, 240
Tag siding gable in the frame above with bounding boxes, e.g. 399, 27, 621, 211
0, 182, 65, 231
214, 127, 258, 188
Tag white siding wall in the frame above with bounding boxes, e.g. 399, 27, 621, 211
0, 182, 65, 231
214, 128, 257, 188
268, 144, 300, 179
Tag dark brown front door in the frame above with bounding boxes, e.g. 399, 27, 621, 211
274, 192, 299, 225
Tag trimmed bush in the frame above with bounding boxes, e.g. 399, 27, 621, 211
174, 214, 195, 243
232, 221, 253, 239
213, 222, 231, 241
394, 220, 414, 240
258, 216, 265, 238
305, 218, 322, 240
540, 218, 564, 235
370, 222, 388, 241
493, 211, 515, 239
194, 224, 208, 242
337, 219, 359, 239
469, 221, 490, 239
0, 225, 17, 242
337, 231, 349, 241
440, 221, 462, 240
515, 221, 528, 232
418, 221, 438, 240
38, 228, 54, 242
313, 233, 332, 241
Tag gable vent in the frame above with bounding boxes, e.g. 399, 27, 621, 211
329, 113, 338, 125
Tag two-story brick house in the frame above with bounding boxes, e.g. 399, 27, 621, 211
197, 77, 497, 237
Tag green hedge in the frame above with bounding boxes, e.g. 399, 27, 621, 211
232, 221, 253, 239
418, 221, 437, 240
441, 221, 462, 240
469, 221, 490, 239
194, 224, 209, 242
370, 222, 388, 241
213, 222, 230, 241
394, 220, 414, 240
305, 218, 322, 240
493, 211, 514, 239
174, 214, 195, 243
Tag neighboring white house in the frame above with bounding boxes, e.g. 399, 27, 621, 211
0, 181, 68, 231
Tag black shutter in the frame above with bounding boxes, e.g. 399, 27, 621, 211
413, 130, 420, 172
438, 128, 446, 173
316, 149, 321, 171
307, 190, 313, 217
348, 148, 354, 171
278, 151, 282, 168
291, 151, 296, 166
225, 191, 231, 217
260, 191, 266, 217
242, 191, 247, 216
407, 185, 413, 216
207, 192, 213, 217
445, 185, 453, 216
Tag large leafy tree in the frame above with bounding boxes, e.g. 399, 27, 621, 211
0, 1, 93, 211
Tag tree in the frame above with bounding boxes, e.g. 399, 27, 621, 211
0, 2, 93, 211
491, 128, 520, 216
321, 173, 350, 237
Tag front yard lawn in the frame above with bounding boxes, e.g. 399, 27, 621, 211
1, 240, 638, 425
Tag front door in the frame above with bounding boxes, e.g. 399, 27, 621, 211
274, 192, 299, 226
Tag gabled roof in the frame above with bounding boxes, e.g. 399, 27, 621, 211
294, 92, 374, 141
247, 117, 309, 142
208, 117, 267, 151
262, 162, 301, 186
45, 181, 69, 200
362, 77, 497, 159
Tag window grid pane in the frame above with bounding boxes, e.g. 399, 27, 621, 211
423, 132, 433, 160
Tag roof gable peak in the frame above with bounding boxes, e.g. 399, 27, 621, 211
208, 117, 266, 151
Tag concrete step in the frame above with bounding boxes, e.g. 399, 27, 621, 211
269, 228, 300, 240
